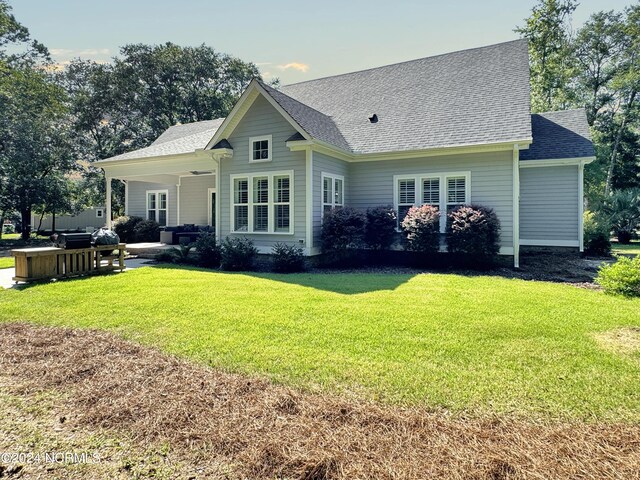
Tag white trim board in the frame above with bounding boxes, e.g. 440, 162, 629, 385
520, 239, 579, 247
519, 156, 595, 168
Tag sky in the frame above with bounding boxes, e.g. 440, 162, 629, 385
9, 0, 634, 85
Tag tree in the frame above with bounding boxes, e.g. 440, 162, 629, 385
0, 0, 48, 65
516, 0, 578, 112
0, 66, 76, 239
57, 43, 263, 217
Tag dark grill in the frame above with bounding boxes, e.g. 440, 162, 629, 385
54, 233, 92, 249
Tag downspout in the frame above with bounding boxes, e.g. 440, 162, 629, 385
513, 144, 520, 269
305, 147, 314, 255
578, 161, 584, 252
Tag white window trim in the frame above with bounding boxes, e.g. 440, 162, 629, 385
207, 188, 216, 227
230, 170, 294, 235
146, 189, 169, 226
249, 135, 273, 163
393, 171, 471, 232
95, 208, 104, 218
321, 172, 344, 218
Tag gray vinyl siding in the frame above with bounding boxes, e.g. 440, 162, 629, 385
33, 207, 106, 231
348, 150, 514, 249
179, 175, 215, 225
312, 151, 349, 247
127, 181, 178, 226
219, 95, 307, 250
520, 165, 579, 242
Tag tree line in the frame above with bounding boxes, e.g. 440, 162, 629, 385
0, 0, 262, 239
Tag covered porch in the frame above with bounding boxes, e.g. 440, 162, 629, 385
100, 150, 222, 233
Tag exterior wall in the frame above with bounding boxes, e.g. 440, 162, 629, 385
127, 181, 178, 226
219, 95, 307, 251
33, 207, 106, 232
179, 174, 216, 226
347, 150, 515, 250
312, 151, 350, 248
519, 165, 579, 244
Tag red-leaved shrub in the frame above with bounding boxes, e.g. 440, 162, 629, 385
401, 205, 441, 253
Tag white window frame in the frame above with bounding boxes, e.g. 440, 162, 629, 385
321, 172, 344, 217
95, 208, 104, 218
207, 188, 216, 227
230, 170, 294, 235
146, 189, 169, 226
249, 135, 273, 163
393, 172, 470, 232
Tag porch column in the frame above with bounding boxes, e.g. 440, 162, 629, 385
106, 176, 112, 229
512, 144, 520, 268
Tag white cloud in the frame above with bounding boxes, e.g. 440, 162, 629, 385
49, 48, 112, 62
277, 62, 310, 73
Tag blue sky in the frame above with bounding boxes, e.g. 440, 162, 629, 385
10, 0, 633, 85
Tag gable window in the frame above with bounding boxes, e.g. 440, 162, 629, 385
321, 173, 344, 215
96, 208, 105, 219
394, 172, 470, 231
231, 171, 293, 234
249, 135, 272, 163
147, 190, 168, 226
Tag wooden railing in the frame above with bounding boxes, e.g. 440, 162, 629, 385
11, 244, 126, 283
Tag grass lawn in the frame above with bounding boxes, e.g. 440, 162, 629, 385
612, 240, 640, 256
1, 265, 639, 421
0, 257, 13, 269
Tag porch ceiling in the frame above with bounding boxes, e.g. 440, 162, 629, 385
101, 153, 217, 182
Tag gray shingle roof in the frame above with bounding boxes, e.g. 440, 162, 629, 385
279, 39, 532, 154
100, 118, 224, 162
520, 109, 594, 160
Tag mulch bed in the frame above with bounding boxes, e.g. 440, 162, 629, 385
1, 323, 639, 479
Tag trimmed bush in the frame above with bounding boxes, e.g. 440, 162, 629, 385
446, 205, 500, 263
583, 210, 611, 256
321, 207, 366, 253
401, 205, 441, 253
133, 219, 160, 242
194, 232, 221, 268
271, 243, 305, 273
112, 216, 144, 243
596, 256, 640, 297
220, 237, 257, 271
365, 205, 397, 250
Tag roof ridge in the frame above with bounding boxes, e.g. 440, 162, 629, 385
281, 39, 527, 88
259, 80, 336, 122
533, 107, 586, 116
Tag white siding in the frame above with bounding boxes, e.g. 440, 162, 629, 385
179, 175, 215, 225
127, 181, 178, 226
520, 165, 579, 243
219, 95, 307, 250
347, 150, 514, 249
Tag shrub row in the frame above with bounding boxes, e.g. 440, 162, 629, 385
321, 204, 501, 266
157, 233, 306, 273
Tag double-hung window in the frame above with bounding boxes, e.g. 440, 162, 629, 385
394, 172, 470, 232
147, 190, 168, 226
231, 171, 293, 234
321, 173, 344, 215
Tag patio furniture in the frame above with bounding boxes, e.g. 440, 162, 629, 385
160, 225, 213, 245
11, 243, 126, 283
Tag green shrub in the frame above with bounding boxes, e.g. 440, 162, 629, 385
596, 256, 640, 297
583, 210, 611, 256
271, 243, 305, 273
321, 207, 366, 252
603, 188, 640, 244
133, 219, 160, 242
170, 244, 195, 264
220, 237, 257, 271
194, 232, 220, 268
401, 205, 441, 253
365, 205, 397, 250
155, 250, 176, 264
446, 205, 500, 263
112, 216, 144, 243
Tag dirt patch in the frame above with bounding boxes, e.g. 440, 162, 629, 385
595, 327, 640, 355
1, 323, 639, 479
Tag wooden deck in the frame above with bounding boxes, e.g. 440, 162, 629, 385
11, 244, 126, 283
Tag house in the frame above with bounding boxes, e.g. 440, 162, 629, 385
97, 40, 594, 267
31, 207, 106, 233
